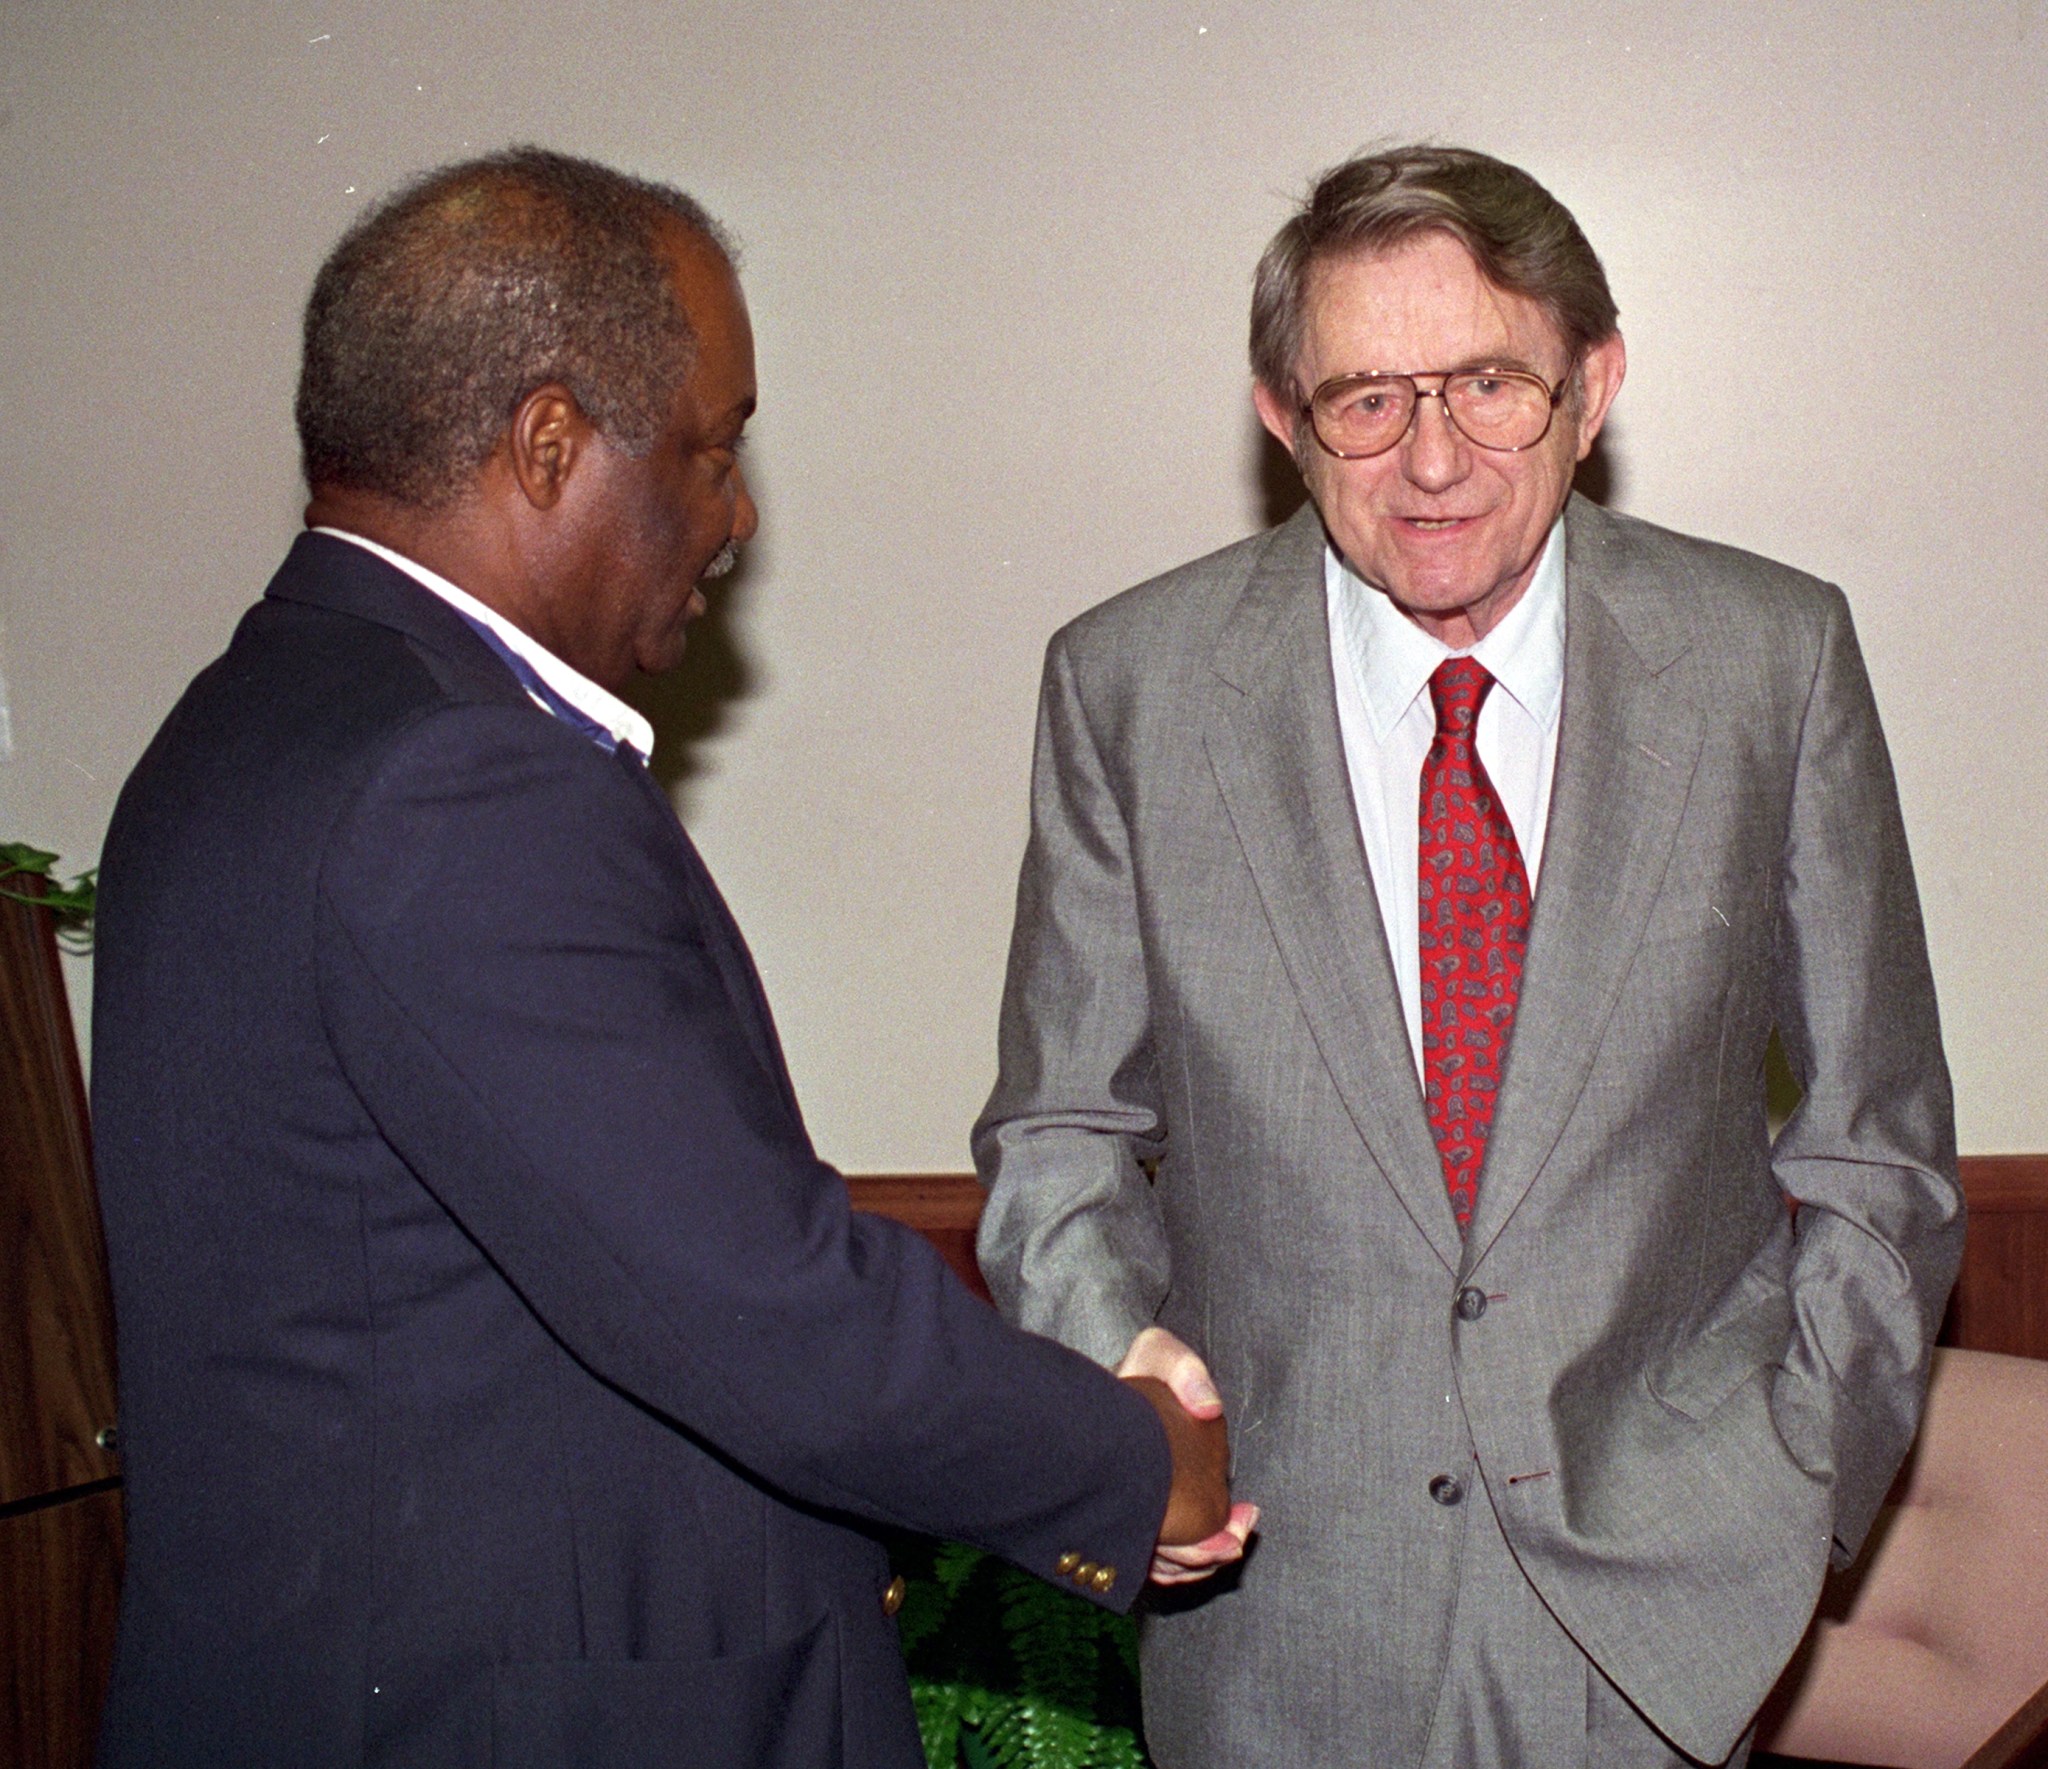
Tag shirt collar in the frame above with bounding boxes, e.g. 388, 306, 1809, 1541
1327, 516, 1566, 743
311, 527, 655, 763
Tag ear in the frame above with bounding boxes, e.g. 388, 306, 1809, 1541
505, 384, 591, 510
1252, 377, 1305, 456
1570, 334, 1627, 461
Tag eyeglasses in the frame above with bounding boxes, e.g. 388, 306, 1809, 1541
1301, 367, 1569, 459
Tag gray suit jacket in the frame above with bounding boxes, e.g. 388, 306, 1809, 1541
974, 495, 1963, 1766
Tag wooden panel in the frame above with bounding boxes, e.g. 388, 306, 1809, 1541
0, 889, 119, 1508
1943, 1156, 2048, 1362
845, 1173, 991, 1303
849, 1161, 2048, 1360
0, 1485, 124, 1769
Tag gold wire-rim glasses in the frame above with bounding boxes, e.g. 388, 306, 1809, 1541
1300, 367, 1570, 459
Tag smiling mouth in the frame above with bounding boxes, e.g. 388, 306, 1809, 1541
1403, 516, 1472, 530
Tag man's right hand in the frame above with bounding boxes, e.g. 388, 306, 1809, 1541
1120, 1327, 1259, 1584
1123, 1374, 1231, 1545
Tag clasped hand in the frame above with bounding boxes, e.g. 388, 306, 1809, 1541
1119, 1326, 1260, 1586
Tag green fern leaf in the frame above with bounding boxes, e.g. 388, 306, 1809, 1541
998, 1571, 1099, 1714
933, 1539, 985, 1599
913, 1680, 967, 1769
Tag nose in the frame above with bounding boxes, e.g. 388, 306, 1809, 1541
1401, 386, 1470, 492
731, 466, 760, 545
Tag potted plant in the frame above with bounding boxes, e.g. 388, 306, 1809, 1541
0, 842, 96, 949
896, 1539, 1151, 1769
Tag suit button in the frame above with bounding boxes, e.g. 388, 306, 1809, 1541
1429, 1474, 1465, 1507
1090, 1565, 1117, 1594
1073, 1560, 1098, 1586
1455, 1287, 1488, 1322
882, 1576, 907, 1618
1055, 1551, 1081, 1576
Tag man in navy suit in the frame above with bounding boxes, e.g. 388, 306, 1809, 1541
90, 147, 1237, 1769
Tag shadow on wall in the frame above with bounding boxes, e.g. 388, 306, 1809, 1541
643, 422, 1634, 800
1246, 419, 1624, 538
1252, 423, 1312, 530
622, 562, 758, 806
1575, 427, 1620, 507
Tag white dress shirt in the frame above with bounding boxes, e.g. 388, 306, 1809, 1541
1326, 518, 1565, 1079
312, 526, 655, 763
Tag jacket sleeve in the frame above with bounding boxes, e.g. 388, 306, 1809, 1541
313, 702, 1169, 1608
1767, 585, 1965, 1566
973, 631, 1173, 1369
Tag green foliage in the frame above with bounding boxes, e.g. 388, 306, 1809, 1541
0, 842, 96, 951
896, 1539, 1152, 1769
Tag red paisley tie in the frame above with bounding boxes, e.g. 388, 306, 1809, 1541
1418, 659, 1531, 1235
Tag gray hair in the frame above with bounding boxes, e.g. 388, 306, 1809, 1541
1250, 144, 1618, 395
296, 146, 734, 508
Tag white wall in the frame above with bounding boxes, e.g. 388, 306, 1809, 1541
3, 1, 2043, 1166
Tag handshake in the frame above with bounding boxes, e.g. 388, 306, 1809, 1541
1119, 1327, 1261, 1586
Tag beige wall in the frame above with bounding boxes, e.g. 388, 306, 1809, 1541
2, 1, 2043, 1167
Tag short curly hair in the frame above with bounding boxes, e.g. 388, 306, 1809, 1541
296, 146, 733, 508
1251, 144, 1618, 397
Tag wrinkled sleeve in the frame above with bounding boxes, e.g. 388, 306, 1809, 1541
1767, 587, 1965, 1566
974, 632, 1173, 1370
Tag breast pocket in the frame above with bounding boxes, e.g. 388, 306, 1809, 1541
1635, 892, 1745, 945
1624, 886, 1771, 1021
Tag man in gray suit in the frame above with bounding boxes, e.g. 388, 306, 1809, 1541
974, 145, 1963, 1767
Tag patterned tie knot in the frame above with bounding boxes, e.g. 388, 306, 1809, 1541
1428, 657, 1494, 739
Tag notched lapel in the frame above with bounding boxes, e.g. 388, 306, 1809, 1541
1202, 511, 1461, 1273
1466, 508, 1704, 1263
620, 761, 806, 1127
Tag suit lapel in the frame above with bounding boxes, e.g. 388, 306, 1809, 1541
1202, 509, 1462, 1274
1464, 498, 1704, 1264
621, 759, 808, 1129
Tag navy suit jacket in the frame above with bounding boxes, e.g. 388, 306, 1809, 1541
91, 533, 1169, 1769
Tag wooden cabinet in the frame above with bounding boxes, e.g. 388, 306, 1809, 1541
1, 886, 122, 1769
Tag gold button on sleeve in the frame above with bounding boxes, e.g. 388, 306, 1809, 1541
1090, 1565, 1116, 1593
1072, 1560, 1098, 1585
1055, 1551, 1081, 1575
882, 1575, 908, 1618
